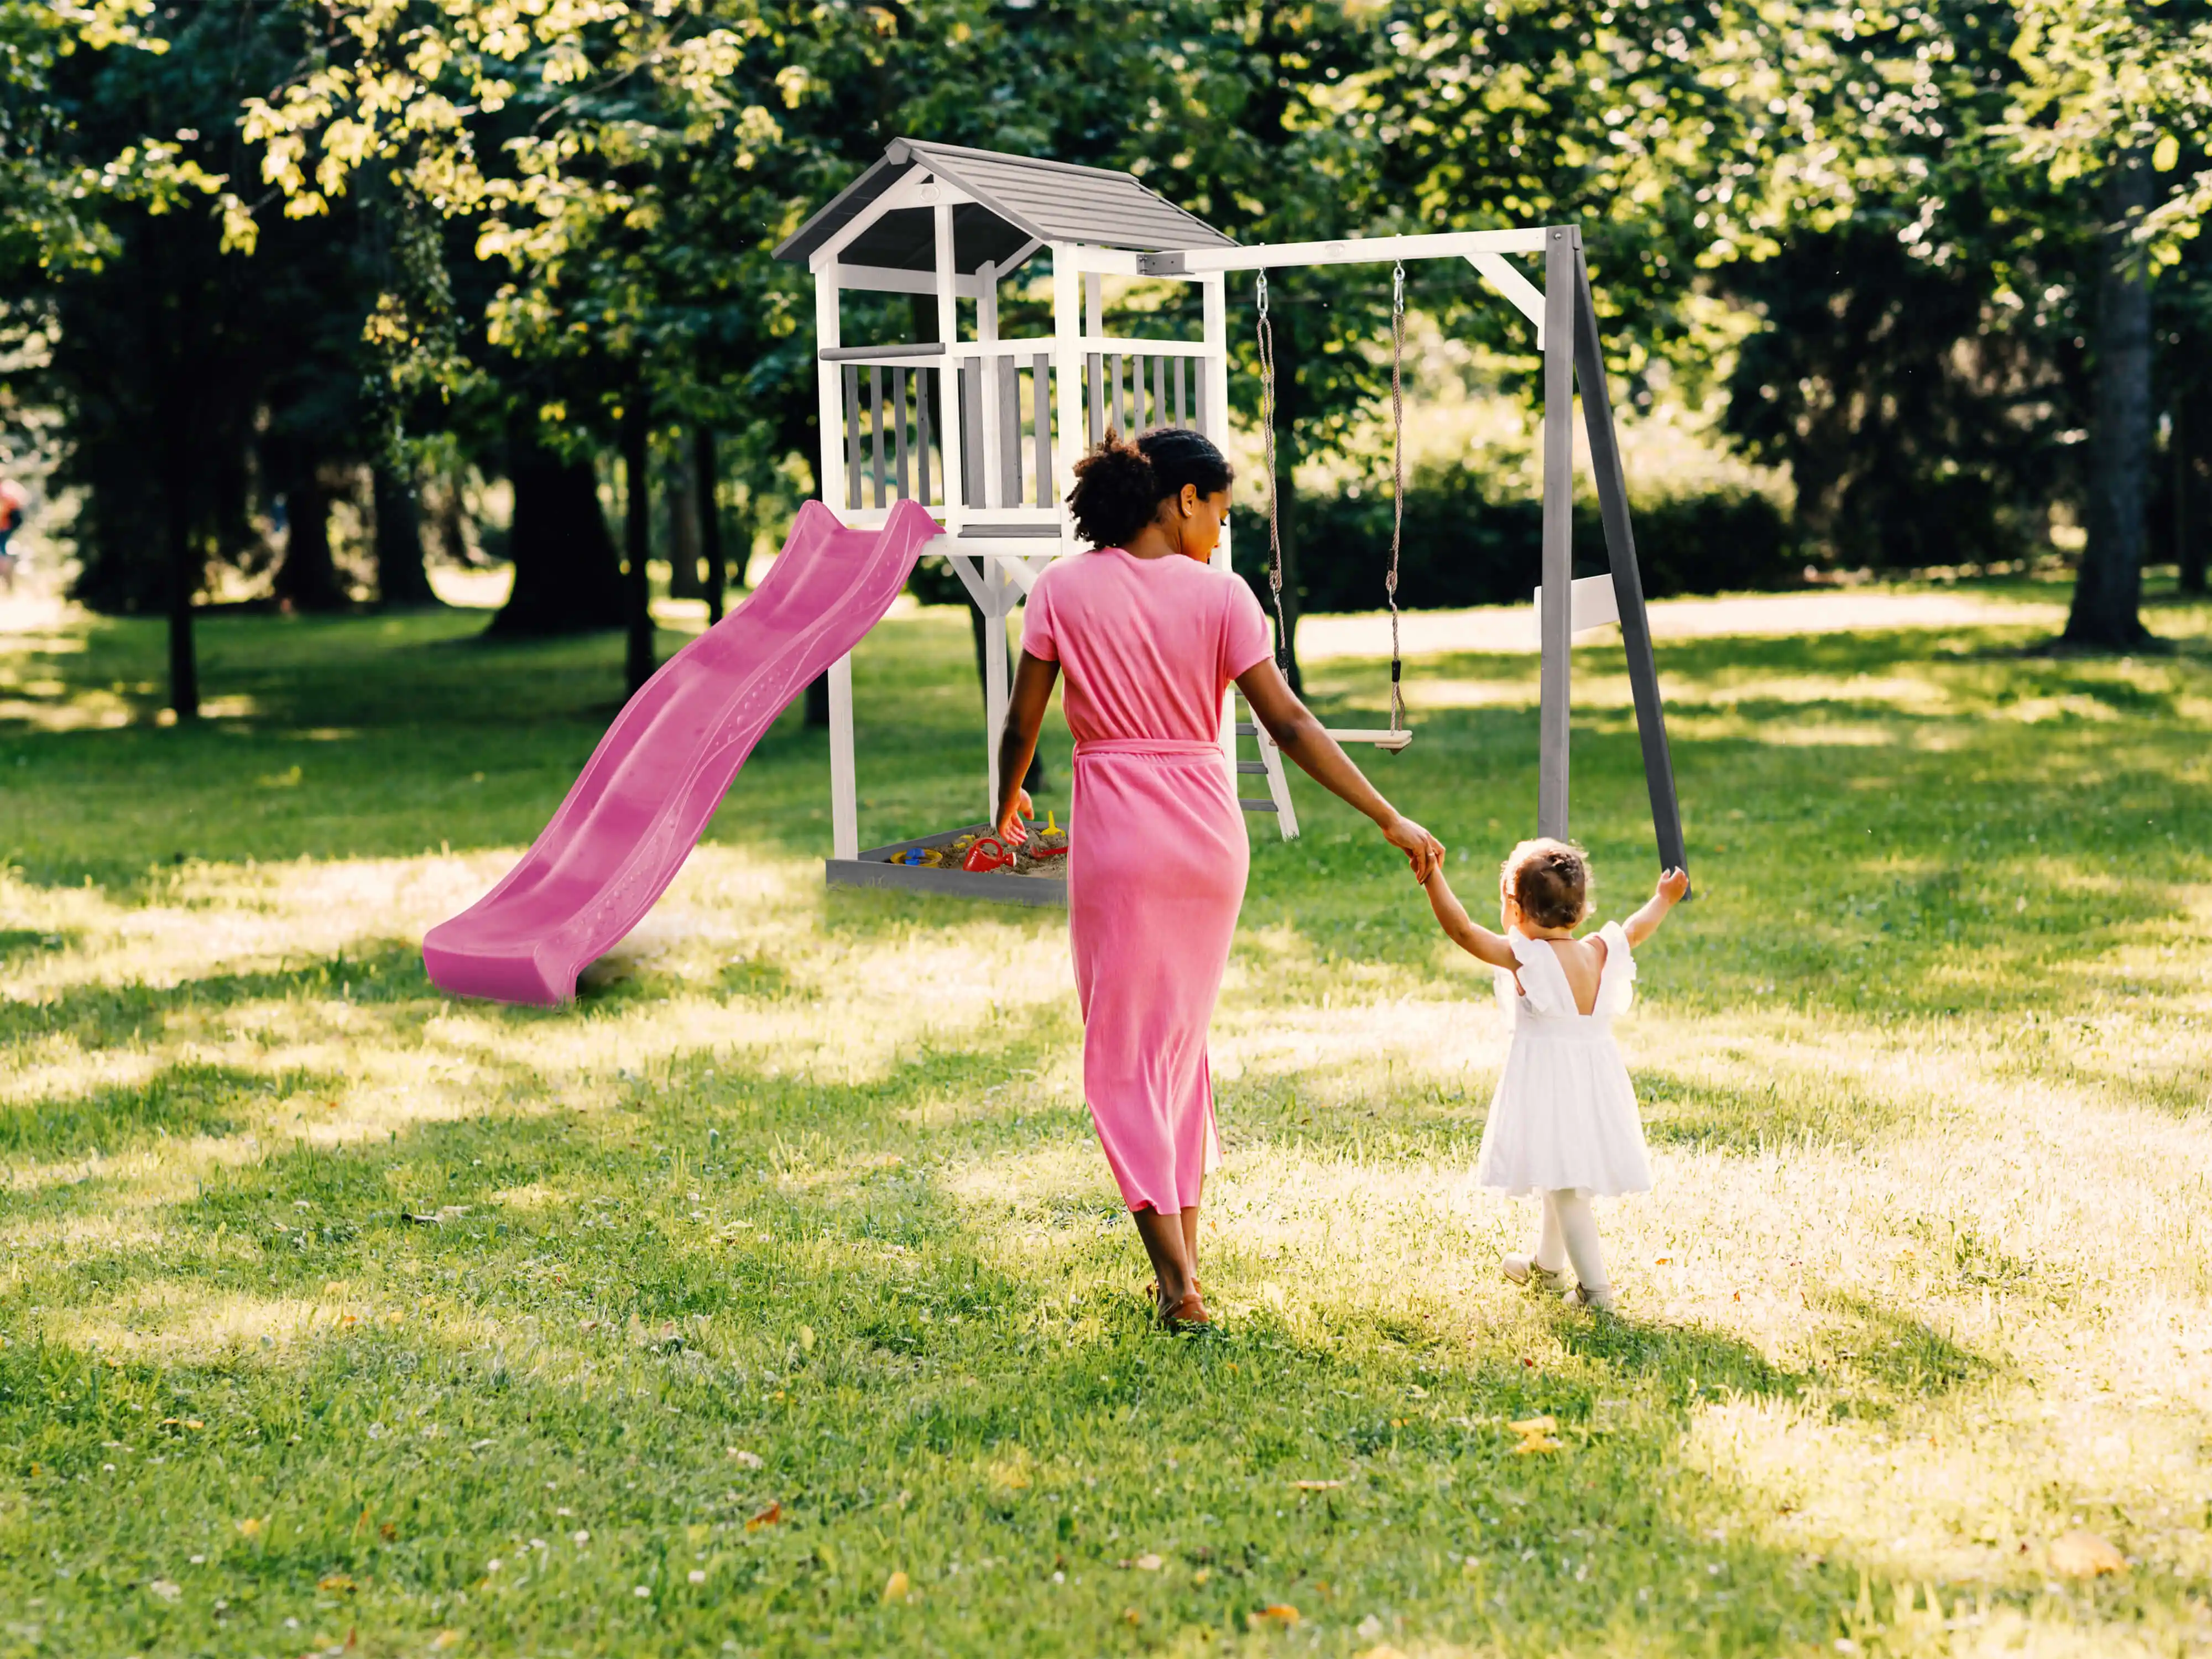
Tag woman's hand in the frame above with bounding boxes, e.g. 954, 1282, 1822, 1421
1381, 813, 1444, 883
997, 788, 1035, 846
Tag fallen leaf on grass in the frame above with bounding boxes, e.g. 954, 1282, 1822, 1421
2049, 1531, 2126, 1577
148, 1579, 181, 1600
236, 1517, 265, 1539
746, 1501, 782, 1531
882, 1570, 910, 1604
1507, 1416, 1557, 1436
319, 1574, 357, 1593
726, 1448, 764, 1468
1119, 1553, 1162, 1571
430, 1634, 461, 1651
1248, 1604, 1301, 1628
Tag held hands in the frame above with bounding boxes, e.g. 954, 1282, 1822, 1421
996, 789, 1035, 847
1381, 813, 1445, 883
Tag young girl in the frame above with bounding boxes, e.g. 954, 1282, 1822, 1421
1421, 840, 1688, 1310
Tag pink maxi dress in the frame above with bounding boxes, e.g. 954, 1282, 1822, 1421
1020, 549, 1274, 1213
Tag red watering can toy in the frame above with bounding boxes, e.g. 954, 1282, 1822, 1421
962, 836, 1014, 874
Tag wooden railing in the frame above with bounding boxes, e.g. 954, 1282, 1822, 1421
825, 338, 1213, 519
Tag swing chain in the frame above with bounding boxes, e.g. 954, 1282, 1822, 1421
1257, 270, 1291, 674
1387, 260, 1406, 734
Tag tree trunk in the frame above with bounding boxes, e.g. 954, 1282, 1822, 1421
373, 465, 441, 608
2064, 155, 2156, 648
2179, 393, 2208, 597
488, 419, 624, 636
273, 468, 347, 612
696, 425, 725, 625
665, 437, 705, 599
1270, 312, 1306, 692
623, 391, 655, 697
165, 443, 199, 721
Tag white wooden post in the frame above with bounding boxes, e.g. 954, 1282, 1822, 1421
983, 565, 1010, 820
1051, 243, 1083, 547
816, 269, 861, 862
933, 196, 964, 528
814, 269, 845, 513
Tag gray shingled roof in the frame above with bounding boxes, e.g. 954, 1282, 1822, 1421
774, 139, 1234, 274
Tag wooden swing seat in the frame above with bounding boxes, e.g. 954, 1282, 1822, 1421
1321, 727, 1413, 752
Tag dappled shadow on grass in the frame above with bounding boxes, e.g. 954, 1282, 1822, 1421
0, 1060, 340, 1162
2, 1044, 1882, 1657
0, 938, 431, 1052
1639, 1067, 1909, 1156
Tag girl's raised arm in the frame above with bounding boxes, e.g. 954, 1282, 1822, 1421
1422, 866, 1517, 969
1623, 868, 1691, 948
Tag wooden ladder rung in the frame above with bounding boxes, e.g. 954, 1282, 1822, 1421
1234, 722, 1259, 737
1239, 798, 1280, 812
1235, 760, 1268, 774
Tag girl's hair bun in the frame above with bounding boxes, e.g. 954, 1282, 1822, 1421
1501, 837, 1592, 930
1066, 426, 1234, 549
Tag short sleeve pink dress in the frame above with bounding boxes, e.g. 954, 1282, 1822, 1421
1021, 549, 1274, 1213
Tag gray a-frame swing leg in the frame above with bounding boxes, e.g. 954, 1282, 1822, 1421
1537, 228, 1577, 840
1568, 233, 1690, 884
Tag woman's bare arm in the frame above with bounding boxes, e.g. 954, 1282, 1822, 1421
994, 649, 1061, 842
1623, 867, 1691, 947
1421, 866, 1518, 968
1233, 657, 1443, 881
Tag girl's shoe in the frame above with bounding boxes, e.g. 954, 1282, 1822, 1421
1563, 1282, 1618, 1313
1501, 1253, 1570, 1291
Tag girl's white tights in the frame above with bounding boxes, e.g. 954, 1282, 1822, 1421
1532, 1189, 1610, 1295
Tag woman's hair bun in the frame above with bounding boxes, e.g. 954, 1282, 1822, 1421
1066, 426, 1234, 549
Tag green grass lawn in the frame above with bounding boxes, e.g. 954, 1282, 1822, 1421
2, 579, 2209, 1657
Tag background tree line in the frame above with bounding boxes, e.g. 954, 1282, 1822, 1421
4, 0, 2209, 717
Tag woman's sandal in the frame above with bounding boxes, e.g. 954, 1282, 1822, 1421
1159, 1289, 1213, 1332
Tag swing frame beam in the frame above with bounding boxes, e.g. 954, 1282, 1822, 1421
1149, 225, 1687, 877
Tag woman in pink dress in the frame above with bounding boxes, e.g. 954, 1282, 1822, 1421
994, 429, 1443, 1329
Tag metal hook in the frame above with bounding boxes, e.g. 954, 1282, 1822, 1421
1392, 260, 1405, 315
1256, 269, 1269, 320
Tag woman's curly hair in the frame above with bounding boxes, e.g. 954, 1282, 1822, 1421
1066, 426, 1233, 549
1501, 837, 1592, 931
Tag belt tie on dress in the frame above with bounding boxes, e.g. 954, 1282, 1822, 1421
1073, 739, 1222, 759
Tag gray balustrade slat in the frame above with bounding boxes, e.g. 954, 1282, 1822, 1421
1173, 356, 1187, 427
1152, 356, 1166, 431
842, 363, 862, 509
1086, 353, 1104, 447
894, 368, 912, 499
917, 366, 933, 502
869, 366, 886, 509
1032, 353, 1051, 506
1193, 359, 1208, 438
1111, 354, 1125, 436
999, 354, 1021, 506
962, 359, 983, 509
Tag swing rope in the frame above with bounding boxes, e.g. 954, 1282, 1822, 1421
1386, 259, 1406, 736
1256, 270, 1291, 675
1255, 263, 1412, 747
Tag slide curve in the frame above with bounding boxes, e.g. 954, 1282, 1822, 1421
423, 498, 942, 1005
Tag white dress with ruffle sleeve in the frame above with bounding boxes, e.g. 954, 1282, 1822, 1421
1473, 922, 1653, 1197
